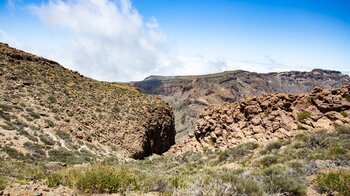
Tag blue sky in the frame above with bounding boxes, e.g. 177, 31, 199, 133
0, 0, 349, 81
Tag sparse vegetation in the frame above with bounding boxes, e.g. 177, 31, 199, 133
316, 169, 350, 195
39, 134, 55, 145
335, 124, 350, 134
346, 95, 350, 102
297, 111, 311, 121
340, 111, 348, 117
265, 141, 282, 152
112, 106, 120, 113
48, 95, 57, 104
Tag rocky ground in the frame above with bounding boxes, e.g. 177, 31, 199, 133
133, 69, 350, 141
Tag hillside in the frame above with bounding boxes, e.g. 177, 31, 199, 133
3, 84, 350, 195
132, 70, 350, 141
0, 42, 175, 160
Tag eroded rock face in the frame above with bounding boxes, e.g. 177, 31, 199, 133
170, 86, 350, 153
0, 43, 175, 159
133, 70, 350, 142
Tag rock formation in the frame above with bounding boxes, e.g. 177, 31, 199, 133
133, 70, 350, 141
0, 43, 175, 159
170, 85, 350, 153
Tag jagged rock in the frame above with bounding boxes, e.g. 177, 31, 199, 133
174, 85, 350, 151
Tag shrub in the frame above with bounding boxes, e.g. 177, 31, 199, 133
3, 147, 27, 160
23, 142, 46, 159
45, 119, 55, 128
205, 171, 265, 195
218, 142, 258, 162
39, 134, 55, 145
335, 124, 350, 135
265, 141, 282, 152
259, 155, 278, 167
297, 111, 311, 121
48, 148, 86, 164
112, 106, 120, 113
28, 111, 40, 119
346, 95, 350, 102
0, 177, 6, 191
340, 111, 348, 117
56, 130, 71, 141
51, 108, 59, 113
76, 166, 139, 193
48, 96, 57, 104
316, 169, 350, 195
262, 165, 307, 195
47, 173, 62, 187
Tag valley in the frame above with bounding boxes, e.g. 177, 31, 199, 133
0, 43, 350, 195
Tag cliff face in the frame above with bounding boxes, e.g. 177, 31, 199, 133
0, 43, 175, 160
132, 70, 350, 141
169, 85, 350, 153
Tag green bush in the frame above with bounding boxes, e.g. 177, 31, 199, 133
262, 165, 307, 195
45, 119, 55, 128
346, 95, 350, 102
76, 166, 138, 193
28, 111, 40, 119
205, 171, 264, 196
48, 96, 57, 104
218, 142, 258, 162
3, 146, 27, 160
47, 173, 62, 187
316, 169, 350, 195
23, 142, 46, 159
335, 124, 350, 135
259, 155, 278, 167
0, 177, 6, 191
340, 111, 348, 117
265, 141, 282, 152
39, 134, 55, 145
112, 106, 120, 113
297, 111, 311, 121
56, 130, 72, 141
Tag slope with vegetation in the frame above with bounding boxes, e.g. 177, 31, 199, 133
2, 127, 350, 195
0, 42, 175, 161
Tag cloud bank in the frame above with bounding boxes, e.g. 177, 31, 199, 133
30, 0, 170, 81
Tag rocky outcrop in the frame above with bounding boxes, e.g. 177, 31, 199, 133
133, 70, 350, 142
0, 43, 175, 159
168, 85, 350, 153
193, 86, 350, 150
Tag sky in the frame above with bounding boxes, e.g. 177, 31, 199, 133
0, 0, 350, 82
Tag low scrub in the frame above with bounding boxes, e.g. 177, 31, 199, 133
297, 111, 311, 121
316, 169, 350, 195
47, 165, 140, 194
335, 124, 350, 135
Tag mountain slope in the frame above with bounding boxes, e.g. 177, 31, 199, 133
132, 70, 350, 141
0, 43, 175, 159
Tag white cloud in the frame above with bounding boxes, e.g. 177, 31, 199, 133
24, 0, 347, 81
29, 0, 169, 82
